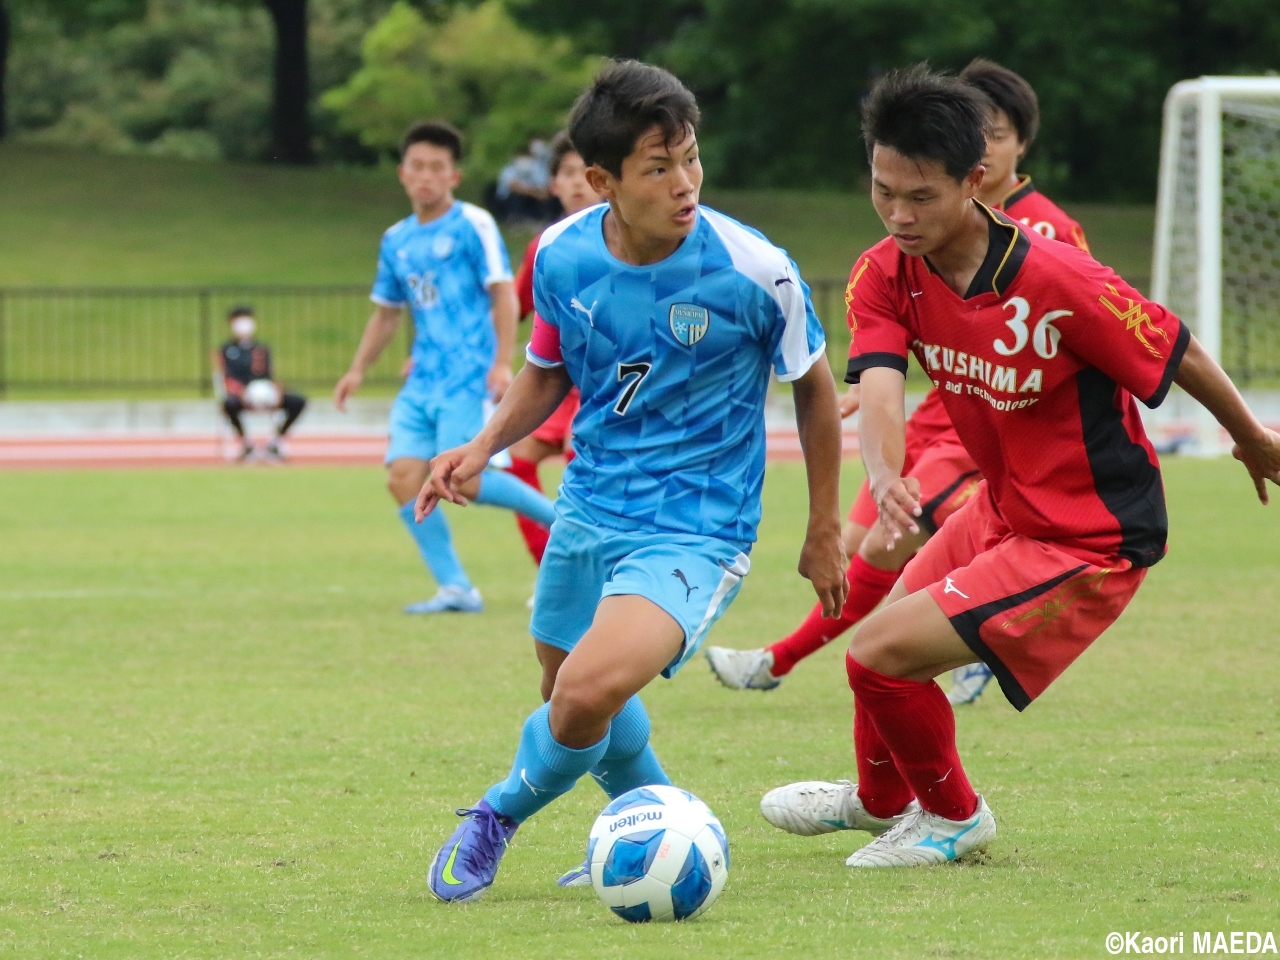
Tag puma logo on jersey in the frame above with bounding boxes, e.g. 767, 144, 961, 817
672, 569, 698, 602
570, 297, 598, 325
943, 577, 969, 599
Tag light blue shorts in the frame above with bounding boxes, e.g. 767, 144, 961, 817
385, 384, 484, 464
530, 495, 752, 678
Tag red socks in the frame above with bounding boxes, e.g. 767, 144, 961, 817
852, 694, 915, 819
847, 653, 978, 822
507, 457, 549, 564
768, 555, 900, 676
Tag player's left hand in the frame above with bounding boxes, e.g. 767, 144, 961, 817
838, 385, 862, 419
1232, 427, 1280, 505
488, 363, 513, 402
415, 441, 491, 520
798, 522, 848, 618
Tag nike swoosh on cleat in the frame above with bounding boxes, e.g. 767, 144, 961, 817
441, 841, 465, 885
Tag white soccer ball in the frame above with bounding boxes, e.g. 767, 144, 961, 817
243, 379, 281, 410
588, 784, 729, 923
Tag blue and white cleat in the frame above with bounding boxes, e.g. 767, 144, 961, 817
555, 860, 592, 888
845, 796, 995, 867
947, 663, 994, 706
427, 801, 518, 903
405, 586, 484, 615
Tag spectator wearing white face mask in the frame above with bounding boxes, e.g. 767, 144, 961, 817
218, 306, 307, 462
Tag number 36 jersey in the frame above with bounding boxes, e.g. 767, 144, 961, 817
846, 203, 1190, 569
527, 203, 826, 544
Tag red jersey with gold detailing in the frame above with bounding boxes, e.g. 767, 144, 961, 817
845, 204, 1190, 569
996, 176, 1090, 252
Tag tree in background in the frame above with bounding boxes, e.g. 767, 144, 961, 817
0, 0, 9, 138
262, 0, 312, 163
322, 1, 597, 183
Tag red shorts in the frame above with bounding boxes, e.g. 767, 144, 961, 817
901, 481, 1147, 711
849, 431, 981, 532
530, 389, 580, 449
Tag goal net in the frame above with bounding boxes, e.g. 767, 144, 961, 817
1152, 77, 1280, 451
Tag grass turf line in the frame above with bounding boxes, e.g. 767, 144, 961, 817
0, 459, 1276, 957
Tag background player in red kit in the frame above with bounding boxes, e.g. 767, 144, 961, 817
761, 65, 1280, 867
705, 60, 1087, 705
505, 132, 601, 565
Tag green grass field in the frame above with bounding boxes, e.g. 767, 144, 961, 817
0, 145, 1157, 288
1, 459, 1276, 958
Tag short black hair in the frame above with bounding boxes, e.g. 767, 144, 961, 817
400, 120, 464, 162
961, 58, 1040, 147
861, 63, 992, 182
227, 305, 254, 320
568, 60, 700, 177
548, 130, 578, 177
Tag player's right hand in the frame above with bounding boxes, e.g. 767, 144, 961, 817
1232, 426, 1280, 505
838, 385, 862, 419
873, 475, 922, 550
415, 442, 491, 521
333, 370, 363, 411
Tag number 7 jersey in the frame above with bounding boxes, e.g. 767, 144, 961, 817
527, 203, 826, 544
846, 203, 1190, 569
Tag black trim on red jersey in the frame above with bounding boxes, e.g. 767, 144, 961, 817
961, 205, 1031, 299
948, 564, 1089, 712
1000, 175, 1037, 210
845, 352, 909, 384
1076, 368, 1169, 567
919, 469, 980, 534
1146, 320, 1192, 409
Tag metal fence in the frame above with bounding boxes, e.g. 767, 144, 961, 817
1, 275, 1203, 398
0, 280, 855, 397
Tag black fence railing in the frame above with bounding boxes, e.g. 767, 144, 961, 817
12, 276, 1235, 398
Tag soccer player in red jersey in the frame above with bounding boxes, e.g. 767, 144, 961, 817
962, 58, 1090, 252
705, 59, 1085, 703
505, 132, 601, 564
761, 65, 1280, 866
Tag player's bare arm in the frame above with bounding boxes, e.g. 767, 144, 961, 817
333, 304, 402, 410
1173, 336, 1280, 503
792, 358, 849, 617
416, 362, 573, 520
857, 366, 921, 546
486, 281, 518, 401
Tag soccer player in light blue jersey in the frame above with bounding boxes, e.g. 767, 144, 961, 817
334, 121, 557, 614
413, 62, 848, 903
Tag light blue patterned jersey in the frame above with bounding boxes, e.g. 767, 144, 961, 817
528, 204, 826, 543
371, 201, 513, 398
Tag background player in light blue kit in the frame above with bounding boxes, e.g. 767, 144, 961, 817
414, 62, 849, 902
333, 120, 557, 614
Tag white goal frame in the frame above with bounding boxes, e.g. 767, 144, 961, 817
1152, 76, 1280, 454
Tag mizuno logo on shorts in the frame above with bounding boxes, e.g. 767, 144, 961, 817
943, 576, 970, 599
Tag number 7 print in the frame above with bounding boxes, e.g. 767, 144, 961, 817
614, 362, 653, 415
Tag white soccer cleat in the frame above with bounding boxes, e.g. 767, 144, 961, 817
705, 646, 780, 690
947, 663, 995, 706
845, 796, 996, 867
760, 779, 919, 836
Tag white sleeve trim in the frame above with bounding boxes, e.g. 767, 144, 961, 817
524, 345, 565, 369
701, 206, 819, 378
459, 202, 514, 286
536, 202, 606, 255
370, 294, 406, 308
774, 343, 828, 383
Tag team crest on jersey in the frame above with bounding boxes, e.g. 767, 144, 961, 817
669, 303, 710, 346
432, 235, 454, 259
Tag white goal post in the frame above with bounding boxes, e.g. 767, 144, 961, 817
1152, 76, 1280, 454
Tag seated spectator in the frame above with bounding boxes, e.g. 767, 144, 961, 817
493, 137, 555, 224
218, 306, 307, 462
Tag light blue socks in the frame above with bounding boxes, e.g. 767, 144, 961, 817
475, 468, 557, 527
484, 703, 609, 822
397, 501, 471, 590
484, 697, 671, 823
590, 695, 671, 798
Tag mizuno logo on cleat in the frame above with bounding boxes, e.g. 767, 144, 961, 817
914, 818, 981, 860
